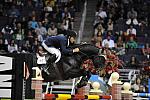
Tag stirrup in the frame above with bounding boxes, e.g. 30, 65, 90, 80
41, 65, 50, 75
44, 69, 50, 75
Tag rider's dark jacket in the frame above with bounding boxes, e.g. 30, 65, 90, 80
44, 35, 73, 55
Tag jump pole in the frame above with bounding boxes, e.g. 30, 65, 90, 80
44, 94, 111, 100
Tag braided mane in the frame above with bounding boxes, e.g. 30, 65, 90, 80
78, 44, 99, 56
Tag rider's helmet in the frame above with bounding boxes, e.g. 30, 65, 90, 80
65, 30, 77, 46
66, 30, 77, 38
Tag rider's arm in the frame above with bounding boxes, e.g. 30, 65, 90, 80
60, 39, 74, 55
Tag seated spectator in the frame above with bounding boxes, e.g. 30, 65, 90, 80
101, 43, 111, 56
62, 16, 73, 30
32, 40, 40, 53
21, 40, 32, 53
114, 36, 125, 55
126, 8, 138, 25
95, 35, 102, 48
44, 2, 53, 13
142, 43, 150, 59
0, 39, 7, 52
28, 10, 37, 19
28, 16, 39, 30
69, 5, 76, 20
122, 32, 129, 42
57, 23, 67, 35
93, 16, 104, 29
132, 78, 145, 93
94, 24, 105, 36
126, 55, 140, 69
25, 30, 34, 45
103, 31, 114, 40
44, 1, 53, 18
36, 32, 44, 43
126, 25, 136, 36
13, 23, 24, 47
1, 25, 14, 44
62, 7, 71, 19
43, 18, 50, 30
126, 36, 138, 49
116, 36, 125, 48
36, 21, 47, 40
7, 5, 20, 18
107, 18, 113, 32
136, 85, 146, 93
48, 23, 58, 36
96, 7, 107, 20
132, 78, 141, 92
8, 39, 18, 53
102, 35, 115, 48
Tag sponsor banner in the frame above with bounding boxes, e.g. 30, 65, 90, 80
0, 56, 12, 98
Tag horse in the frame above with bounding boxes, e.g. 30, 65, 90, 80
41, 43, 106, 88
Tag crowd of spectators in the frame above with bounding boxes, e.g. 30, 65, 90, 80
131, 70, 149, 93
91, 0, 150, 92
91, 0, 150, 68
0, 0, 84, 54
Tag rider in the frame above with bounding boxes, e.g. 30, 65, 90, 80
42, 30, 80, 63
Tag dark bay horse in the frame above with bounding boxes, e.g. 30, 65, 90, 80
42, 44, 106, 88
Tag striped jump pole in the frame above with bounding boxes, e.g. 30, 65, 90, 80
133, 93, 150, 97
44, 94, 111, 100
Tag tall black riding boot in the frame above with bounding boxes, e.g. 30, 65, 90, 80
47, 54, 57, 65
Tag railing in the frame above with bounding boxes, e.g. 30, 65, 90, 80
77, 0, 87, 43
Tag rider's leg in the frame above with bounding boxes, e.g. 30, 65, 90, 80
47, 54, 56, 63
42, 42, 61, 63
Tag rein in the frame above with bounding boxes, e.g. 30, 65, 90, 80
79, 51, 90, 58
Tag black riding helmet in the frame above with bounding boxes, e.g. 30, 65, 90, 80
65, 30, 77, 38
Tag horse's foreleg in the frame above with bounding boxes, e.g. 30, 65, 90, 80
76, 71, 91, 88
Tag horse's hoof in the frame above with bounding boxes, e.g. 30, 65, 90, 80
76, 81, 87, 88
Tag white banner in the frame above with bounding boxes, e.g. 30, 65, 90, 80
0, 56, 12, 98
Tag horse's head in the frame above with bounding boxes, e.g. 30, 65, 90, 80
78, 44, 106, 69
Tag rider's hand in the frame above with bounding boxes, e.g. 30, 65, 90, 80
73, 48, 79, 53
38, 51, 44, 56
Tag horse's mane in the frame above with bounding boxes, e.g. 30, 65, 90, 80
70, 44, 99, 55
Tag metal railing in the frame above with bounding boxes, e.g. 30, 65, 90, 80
77, 0, 87, 43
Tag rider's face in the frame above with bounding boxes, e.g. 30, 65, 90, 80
69, 37, 75, 44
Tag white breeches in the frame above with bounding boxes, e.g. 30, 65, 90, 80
42, 42, 61, 63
